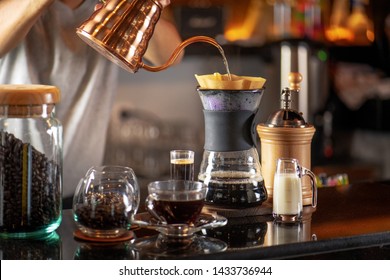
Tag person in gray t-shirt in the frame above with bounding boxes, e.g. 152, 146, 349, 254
0, 0, 183, 203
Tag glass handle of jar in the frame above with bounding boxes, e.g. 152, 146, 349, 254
127, 181, 140, 214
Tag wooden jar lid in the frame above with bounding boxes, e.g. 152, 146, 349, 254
0, 84, 60, 105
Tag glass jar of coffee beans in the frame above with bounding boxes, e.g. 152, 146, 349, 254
0, 85, 62, 238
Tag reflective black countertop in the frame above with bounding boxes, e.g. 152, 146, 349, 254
2, 180, 390, 260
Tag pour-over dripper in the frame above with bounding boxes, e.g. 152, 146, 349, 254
197, 88, 268, 209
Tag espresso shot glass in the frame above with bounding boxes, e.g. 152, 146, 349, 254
170, 150, 195, 181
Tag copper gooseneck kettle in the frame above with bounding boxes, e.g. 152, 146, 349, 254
76, 0, 220, 73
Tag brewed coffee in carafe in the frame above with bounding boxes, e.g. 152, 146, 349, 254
196, 74, 268, 209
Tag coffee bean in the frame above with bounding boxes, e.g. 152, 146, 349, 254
74, 192, 130, 231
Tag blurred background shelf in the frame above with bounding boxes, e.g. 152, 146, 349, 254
103, 0, 390, 191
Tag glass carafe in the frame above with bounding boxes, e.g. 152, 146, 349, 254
197, 88, 267, 209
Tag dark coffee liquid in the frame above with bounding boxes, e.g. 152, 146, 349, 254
170, 159, 194, 181
153, 199, 204, 225
200, 172, 267, 208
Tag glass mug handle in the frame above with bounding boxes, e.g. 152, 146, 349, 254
145, 195, 167, 224
127, 180, 140, 215
122, 169, 140, 215
301, 166, 318, 208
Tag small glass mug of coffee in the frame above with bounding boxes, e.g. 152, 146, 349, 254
170, 150, 195, 181
146, 180, 207, 226
273, 158, 317, 223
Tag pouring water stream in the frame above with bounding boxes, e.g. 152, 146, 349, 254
141, 36, 232, 80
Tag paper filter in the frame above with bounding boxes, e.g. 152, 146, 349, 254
195, 72, 266, 90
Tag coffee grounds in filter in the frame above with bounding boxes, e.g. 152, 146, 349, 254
0, 131, 61, 231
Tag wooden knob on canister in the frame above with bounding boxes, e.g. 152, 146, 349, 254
288, 72, 303, 92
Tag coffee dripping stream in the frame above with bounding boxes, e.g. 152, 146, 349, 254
76, 0, 231, 77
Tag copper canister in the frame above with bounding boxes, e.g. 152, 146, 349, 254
257, 73, 316, 206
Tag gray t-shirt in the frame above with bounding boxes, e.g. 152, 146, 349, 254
0, 0, 119, 198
